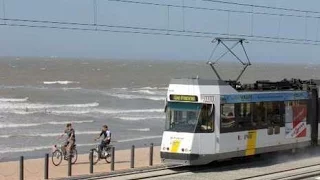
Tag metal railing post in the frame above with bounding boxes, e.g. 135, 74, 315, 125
68, 154, 72, 177
19, 156, 24, 180
111, 146, 115, 171
149, 143, 153, 166
130, 145, 135, 168
89, 150, 93, 174
44, 153, 49, 179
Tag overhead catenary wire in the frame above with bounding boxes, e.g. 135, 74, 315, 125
202, 0, 320, 15
108, 0, 320, 20
1, 1, 320, 46
2, 19, 320, 46
2, 17, 320, 44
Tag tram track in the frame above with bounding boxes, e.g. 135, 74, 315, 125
235, 163, 320, 180
75, 149, 320, 180
134, 162, 320, 180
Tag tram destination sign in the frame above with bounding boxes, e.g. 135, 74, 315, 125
169, 94, 198, 102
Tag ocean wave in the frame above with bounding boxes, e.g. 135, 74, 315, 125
0, 123, 41, 128
105, 92, 165, 101
0, 145, 51, 154
43, 81, 79, 85
0, 130, 100, 138
0, 102, 99, 110
128, 128, 150, 132
48, 120, 94, 125
0, 120, 94, 129
139, 87, 167, 90
62, 87, 82, 90
132, 90, 157, 95
0, 97, 29, 102
118, 115, 164, 121
49, 108, 163, 116
116, 135, 162, 143
0, 136, 162, 153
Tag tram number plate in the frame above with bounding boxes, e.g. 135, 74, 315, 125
202, 96, 215, 103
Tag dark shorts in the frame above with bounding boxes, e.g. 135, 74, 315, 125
99, 140, 110, 150
64, 139, 75, 148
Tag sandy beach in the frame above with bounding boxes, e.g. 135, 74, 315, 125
0, 146, 161, 180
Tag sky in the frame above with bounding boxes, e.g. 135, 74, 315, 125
0, 0, 320, 63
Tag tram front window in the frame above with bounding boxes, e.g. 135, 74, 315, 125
165, 102, 214, 133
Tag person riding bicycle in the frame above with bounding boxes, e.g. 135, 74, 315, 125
59, 123, 76, 158
94, 125, 111, 155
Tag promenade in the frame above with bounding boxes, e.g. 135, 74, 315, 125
0, 146, 161, 180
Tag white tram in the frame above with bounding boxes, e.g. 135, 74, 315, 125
160, 78, 320, 165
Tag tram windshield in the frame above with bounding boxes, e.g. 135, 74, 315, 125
165, 102, 214, 133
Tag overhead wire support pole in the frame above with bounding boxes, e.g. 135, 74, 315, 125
250, 5, 254, 36
182, 0, 185, 31
2, 0, 6, 24
305, 12, 308, 41
317, 17, 320, 41
93, 0, 98, 30
167, 5, 170, 34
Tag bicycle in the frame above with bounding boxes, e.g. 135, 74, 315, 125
89, 143, 112, 165
51, 143, 78, 166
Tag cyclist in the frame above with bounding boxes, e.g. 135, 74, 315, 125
95, 125, 111, 155
59, 123, 76, 158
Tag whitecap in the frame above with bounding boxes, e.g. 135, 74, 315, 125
118, 116, 164, 121
132, 90, 157, 95
128, 128, 150, 132
0, 131, 101, 138
43, 81, 79, 85
0, 123, 41, 128
48, 120, 94, 125
49, 108, 163, 116
0, 97, 28, 102
0, 102, 99, 110
104, 92, 165, 101
0, 120, 94, 129
0, 136, 162, 154
0, 145, 51, 154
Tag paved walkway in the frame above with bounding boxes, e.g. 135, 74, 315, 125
0, 146, 161, 180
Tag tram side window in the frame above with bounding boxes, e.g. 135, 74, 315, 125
221, 104, 236, 132
196, 104, 214, 133
266, 102, 285, 134
237, 103, 254, 130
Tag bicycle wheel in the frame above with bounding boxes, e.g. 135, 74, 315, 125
90, 149, 100, 165
105, 148, 111, 163
52, 150, 63, 166
71, 148, 78, 164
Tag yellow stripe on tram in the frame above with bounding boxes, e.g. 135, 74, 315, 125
170, 140, 181, 153
245, 130, 257, 156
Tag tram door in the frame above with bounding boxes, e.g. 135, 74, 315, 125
198, 103, 216, 155
265, 102, 285, 146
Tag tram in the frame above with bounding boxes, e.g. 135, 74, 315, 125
160, 38, 320, 165
160, 78, 320, 165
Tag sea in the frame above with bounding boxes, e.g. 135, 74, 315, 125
0, 57, 319, 161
